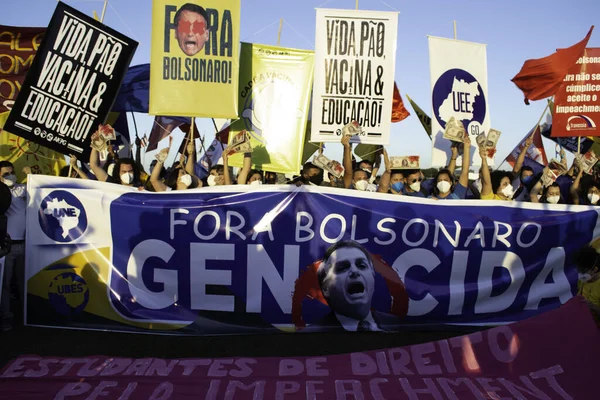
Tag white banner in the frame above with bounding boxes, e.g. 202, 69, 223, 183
311, 8, 399, 145
429, 37, 490, 168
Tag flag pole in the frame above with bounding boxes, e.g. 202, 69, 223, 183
356, 0, 359, 9
453, 20, 457, 40
277, 19, 283, 46
100, 0, 108, 23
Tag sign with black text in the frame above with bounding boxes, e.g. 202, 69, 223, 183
310, 8, 398, 145
3, 1, 137, 162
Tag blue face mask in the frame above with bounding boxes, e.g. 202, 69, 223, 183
521, 175, 533, 185
391, 181, 404, 192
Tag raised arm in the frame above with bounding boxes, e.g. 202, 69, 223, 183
447, 143, 459, 176
530, 178, 543, 203
236, 152, 252, 185
570, 164, 584, 205
370, 146, 382, 182
513, 135, 534, 176
479, 145, 492, 198
69, 155, 89, 180
342, 135, 353, 188
377, 148, 391, 193
223, 149, 233, 185
458, 135, 471, 188
150, 159, 168, 192
89, 148, 109, 182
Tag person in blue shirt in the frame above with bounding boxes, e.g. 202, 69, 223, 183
429, 135, 471, 200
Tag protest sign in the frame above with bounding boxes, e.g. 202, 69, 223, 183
2, 2, 137, 162
149, 0, 240, 118
310, 9, 398, 145
2, 297, 599, 398
23, 176, 598, 335
553, 48, 600, 137
0, 25, 67, 181
227, 43, 314, 174
429, 37, 490, 167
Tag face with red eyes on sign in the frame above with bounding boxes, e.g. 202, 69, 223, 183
175, 9, 209, 56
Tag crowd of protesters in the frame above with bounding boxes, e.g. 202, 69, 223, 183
1, 128, 600, 331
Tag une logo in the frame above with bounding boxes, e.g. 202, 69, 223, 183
39, 190, 88, 242
48, 271, 90, 317
567, 115, 596, 131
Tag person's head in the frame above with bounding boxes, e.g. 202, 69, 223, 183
317, 240, 375, 320
491, 171, 514, 199
208, 164, 224, 186
573, 245, 600, 283
302, 162, 323, 186
404, 169, 422, 193
541, 183, 563, 204
352, 169, 369, 191
109, 158, 140, 186
389, 171, 405, 194
328, 172, 339, 186
164, 167, 192, 190
174, 3, 210, 56
586, 182, 600, 205
358, 160, 373, 176
520, 166, 534, 186
248, 169, 264, 186
433, 168, 454, 196
0, 161, 16, 188
264, 171, 277, 185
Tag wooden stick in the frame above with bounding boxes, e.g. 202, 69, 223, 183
68, 163, 73, 178
100, 0, 108, 23
356, 0, 359, 10
277, 19, 283, 46
578, 137, 581, 154
453, 20, 457, 40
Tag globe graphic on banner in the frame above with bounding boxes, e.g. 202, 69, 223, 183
48, 272, 90, 317
432, 68, 486, 135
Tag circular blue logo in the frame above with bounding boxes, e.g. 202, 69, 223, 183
432, 69, 486, 135
48, 272, 90, 316
39, 190, 87, 242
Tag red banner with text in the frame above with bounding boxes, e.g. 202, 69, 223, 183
1, 297, 599, 399
553, 48, 600, 137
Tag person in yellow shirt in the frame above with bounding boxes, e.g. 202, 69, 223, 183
573, 242, 600, 326
477, 141, 514, 201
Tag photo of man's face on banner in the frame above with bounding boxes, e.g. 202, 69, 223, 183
173, 3, 210, 56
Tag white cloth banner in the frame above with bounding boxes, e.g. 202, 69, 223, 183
429, 37, 490, 168
311, 8, 399, 145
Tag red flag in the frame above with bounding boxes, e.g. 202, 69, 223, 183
512, 26, 594, 105
216, 125, 230, 144
391, 82, 410, 122
147, 116, 187, 151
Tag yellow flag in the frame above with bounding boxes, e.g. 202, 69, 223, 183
0, 111, 66, 183
93, 10, 99, 21
149, 0, 241, 118
227, 43, 314, 174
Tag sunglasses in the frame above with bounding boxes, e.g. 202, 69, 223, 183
178, 20, 207, 36
410, 177, 423, 184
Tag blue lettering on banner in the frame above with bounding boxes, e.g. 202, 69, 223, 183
105, 188, 598, 331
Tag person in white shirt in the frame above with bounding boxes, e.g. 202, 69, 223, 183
302, 240, 403, 332
0, 161, 28, 331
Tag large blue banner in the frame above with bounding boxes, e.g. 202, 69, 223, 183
26, 176, 600, 334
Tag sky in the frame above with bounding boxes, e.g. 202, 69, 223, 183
2, 0, 600, 173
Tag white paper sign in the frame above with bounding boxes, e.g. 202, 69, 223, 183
429, 36, 490, 167
310, 8, 399, 145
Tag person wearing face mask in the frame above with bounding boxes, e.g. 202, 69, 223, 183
399, 169, 427, 197
377, 149, 404, 195
570, 163, 600, 206
430, 135, 471, 200
206, 165, 226, 187
478, 143, 514, 201
573, 244, 600, 325
150, 142, 200, 192
510, 135, 535, 202
0, 161, 29, 331
288, 162, 324, 186
530, 181, 564, 204
89, 148, 142, 187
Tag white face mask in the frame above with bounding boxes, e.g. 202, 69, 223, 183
546, 195, 560, 204
120, 172, 134, 184
354, 180, 369, 191
207, 175, 217, 187
501, 184, 514, 199
249, 180, 263, 186
579, 272, 593, 283
437, 180, 451, 194
179, 174, 192, 187
409, 181, 421, 192
588, 193, 600, 204
2, 174, 16, 187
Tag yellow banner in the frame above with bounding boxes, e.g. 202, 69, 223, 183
150, 0, 240, 118
0, 111, 66, 182
227, 43, 314, 174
